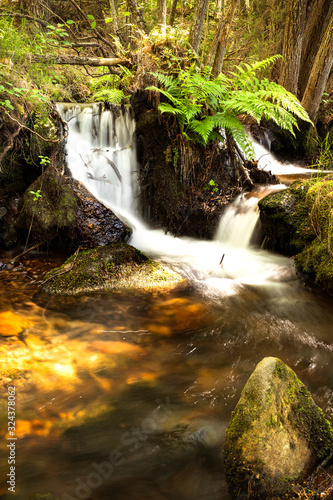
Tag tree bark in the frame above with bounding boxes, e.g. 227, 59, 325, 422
108, 0, 119, 33
127, 0, 147, 32
298, 0, 333, 99
278, 0, 308, 95
301, 12, 333, 121
212, 0, 240, 77
188, 0, 209, 54
157, 0, 167, 31
169, 0, 178, 26
27, 54, 131, 67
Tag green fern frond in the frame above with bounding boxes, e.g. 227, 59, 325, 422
92, 88, 126, 104
146, 56, 313, 151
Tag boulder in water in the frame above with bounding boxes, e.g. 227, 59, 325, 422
224, 356, 333, 498
40, 243, 184, 295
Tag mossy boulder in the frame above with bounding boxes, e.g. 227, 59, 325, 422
40, 243, 184, 295
259, 177, 333, 294
258, 180, 315, 255
224, 357, 333, 499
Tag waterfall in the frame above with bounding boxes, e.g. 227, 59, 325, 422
215, 194, 259, 249
58, 103, 138, 216
59, 103, 292, 292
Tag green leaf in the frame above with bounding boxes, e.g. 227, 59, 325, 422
87, 14, 95, 20
66, 19, 75, 25
90, 21, 96, 29
4, 100, 14, 110
105, 18, 113, 23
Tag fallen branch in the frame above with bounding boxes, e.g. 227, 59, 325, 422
27, 54, 132, 67
0, 11, 49, 27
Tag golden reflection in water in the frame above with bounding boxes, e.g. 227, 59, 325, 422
0, 253, 215, 447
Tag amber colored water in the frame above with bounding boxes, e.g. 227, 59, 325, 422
1, 248, 333, 500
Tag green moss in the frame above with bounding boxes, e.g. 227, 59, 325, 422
41, 243, 183, 295
18, 170, 77, 240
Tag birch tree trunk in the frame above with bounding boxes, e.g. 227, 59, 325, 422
278, 0, 308, 95
188, 0, 209, 54
211, 0, 240, 77
301, 13, 333, 121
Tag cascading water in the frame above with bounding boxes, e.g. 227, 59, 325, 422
58, 103, 138, 216
3, 104, 333, 500
58, 103, 292, 292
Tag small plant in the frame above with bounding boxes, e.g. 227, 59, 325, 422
205, 179, 219, 194
38, 155, 51, 167
30, 189, 43, 201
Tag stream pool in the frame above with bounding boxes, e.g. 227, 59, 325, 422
1, 245, 333, 500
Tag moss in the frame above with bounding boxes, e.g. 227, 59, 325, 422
17, 170, 77, 241
41, 242, 184, 295
224, 358, 333, 498
260, 177, 333, 294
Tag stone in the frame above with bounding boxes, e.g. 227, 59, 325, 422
224, 357, 333, 498
40, 243, 184, 295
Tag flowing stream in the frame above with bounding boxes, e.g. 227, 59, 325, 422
1, 104, 333, 500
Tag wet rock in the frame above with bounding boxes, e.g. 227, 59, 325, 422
15, 169, 128, 249
224, 356, 333, 499
40, 243, 184, 295
259, 177, 333, 294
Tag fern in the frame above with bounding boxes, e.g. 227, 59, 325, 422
146, 56, 313, 158
92, 88, 127, 104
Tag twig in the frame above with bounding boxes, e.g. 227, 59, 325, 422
5, 113, 61, 143
40, 246, 81, 285
10, 242, 45, 264
0, 119, 24, 166
219, 253, 225, 266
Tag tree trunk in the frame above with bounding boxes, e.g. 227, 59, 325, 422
211, 0, 240, 77
298, 0, 333, 99
27, 54, 131, 67
188, 0, 209, 54
301, 12, 333, 121
157, 0, 167, 29
127, 0, 147, 32
278, 0, 308, 95
109, 0, 119, 33
169, 0, 178, 26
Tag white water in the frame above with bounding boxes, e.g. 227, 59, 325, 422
58, 104, 295, 295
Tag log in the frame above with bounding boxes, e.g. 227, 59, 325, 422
27, 54, 132, 67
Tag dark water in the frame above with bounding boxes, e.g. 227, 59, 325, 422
1, 249, 333, 500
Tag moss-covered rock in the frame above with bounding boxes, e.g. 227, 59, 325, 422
258, 180, 315, 255
40, 243, 184, 295
17, 169, 77, 242
259, 177, 333, 294
224, 357, 333, 499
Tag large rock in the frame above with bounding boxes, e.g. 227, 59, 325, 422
259, 177, 333, 294
16, 169, 128, 248
40, 243, 184, 295
224, 357, 333, 499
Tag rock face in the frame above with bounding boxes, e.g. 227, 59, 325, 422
16, 169, 128, 248
40, 243, 184, 295
224, 357, 333, 499
259, 177, 333, 295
